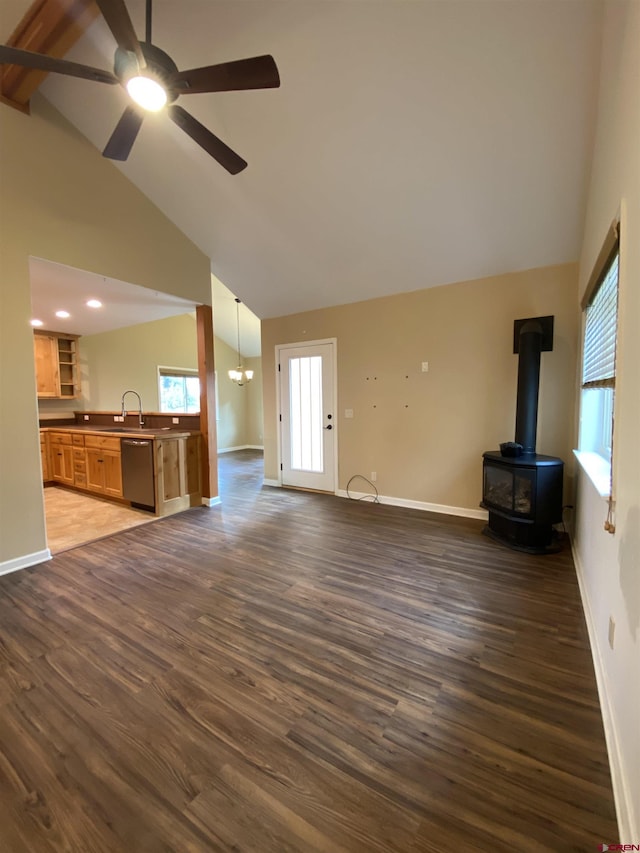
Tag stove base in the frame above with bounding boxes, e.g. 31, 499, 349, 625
483, 511, 562, 555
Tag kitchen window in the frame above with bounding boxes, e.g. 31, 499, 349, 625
158, 367, 200, 413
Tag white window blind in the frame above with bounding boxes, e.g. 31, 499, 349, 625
582, 253, 619, 389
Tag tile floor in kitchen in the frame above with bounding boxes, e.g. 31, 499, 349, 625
43, 486, 156, 553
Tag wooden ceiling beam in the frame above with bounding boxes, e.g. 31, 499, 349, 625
1, 0, 99, 113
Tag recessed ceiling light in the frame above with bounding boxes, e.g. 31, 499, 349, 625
86, 299, 102, 308
55, 310, 71, 318
30, 319, 44, 327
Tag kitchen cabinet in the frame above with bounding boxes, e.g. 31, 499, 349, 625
48, 432, 74, 485
72, 445, 87, 488
40, 431, 50, 482
85, 435, 123, 498
39, 427, 201, 515
33, 331, 79, 399
34, 335, 59, 398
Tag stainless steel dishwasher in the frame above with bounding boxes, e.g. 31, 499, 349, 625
121, 438, 155, 511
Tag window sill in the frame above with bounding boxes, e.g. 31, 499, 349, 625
573, 450, 611, 498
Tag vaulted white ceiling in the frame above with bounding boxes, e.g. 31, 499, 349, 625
5, 0, 603, 321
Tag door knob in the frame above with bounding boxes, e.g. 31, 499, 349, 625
324, 424, 333, 430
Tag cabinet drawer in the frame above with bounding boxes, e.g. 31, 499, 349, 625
74, 460, 86, 472
85, 435, 121, 452
49, 432, 73, 446
73, 448, 86, 462
74, 473, 87, 487
72, 434, 85, 446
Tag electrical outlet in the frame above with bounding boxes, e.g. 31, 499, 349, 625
370, 471, 377, 482
608, 616, 615, 649
421, 361, 429, 373
345, 409, 354, 419
172, 417, 180, 424
83, 415, 89, 421
114, 415, 120, 422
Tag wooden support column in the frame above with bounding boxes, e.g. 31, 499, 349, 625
196, 304, 219, 504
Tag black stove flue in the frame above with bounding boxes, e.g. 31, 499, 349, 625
481, 316, 564, 553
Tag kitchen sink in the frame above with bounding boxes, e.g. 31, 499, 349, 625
106, 427, 173, 434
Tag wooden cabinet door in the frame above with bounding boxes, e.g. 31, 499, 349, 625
50, 443, 64, 481
86, 448, 122, 497
63, 446, 74, 484
86, 448, 106, 493
40, 435, 50, 482
34, 335, 59, 397
103, 451, 123, 497
50, 443, 73, 485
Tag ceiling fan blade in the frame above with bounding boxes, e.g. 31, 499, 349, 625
168, 105, 247, 174
103, 105, 144, 161
170, 55, 280, 95
0, 45, 118, 85
94, 0, 145, 68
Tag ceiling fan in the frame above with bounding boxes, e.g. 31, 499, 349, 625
0, 0, 280, 173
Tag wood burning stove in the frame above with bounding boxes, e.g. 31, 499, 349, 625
482, 451, 563, 551
481, 316, 564, 553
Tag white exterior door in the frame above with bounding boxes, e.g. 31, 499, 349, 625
279, 341, 336, 492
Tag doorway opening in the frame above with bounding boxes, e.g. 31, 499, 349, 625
29, 256, 214, 552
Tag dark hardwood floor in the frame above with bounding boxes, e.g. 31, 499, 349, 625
0, 450, 616, 851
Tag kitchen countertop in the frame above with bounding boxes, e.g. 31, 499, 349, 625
40, 425, 195, 439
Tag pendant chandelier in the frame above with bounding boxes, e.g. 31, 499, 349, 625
228, 298, 253, 386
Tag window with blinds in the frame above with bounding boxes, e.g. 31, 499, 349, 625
578, 230, 620, 471
582, 253, 619, 389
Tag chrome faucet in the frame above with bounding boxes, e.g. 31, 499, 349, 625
121, 390, 144, 427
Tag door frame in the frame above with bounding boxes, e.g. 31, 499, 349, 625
275, 338, 338, 493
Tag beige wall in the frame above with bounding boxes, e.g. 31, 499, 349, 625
214, 338, 263, 450
0, 96, 210, 568
262, 263, 578, 511
79, 313, 198, 412
574, 0, 640, 839
245, 356, 264, 447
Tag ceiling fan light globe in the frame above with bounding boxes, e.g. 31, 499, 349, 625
126, 75, 167, 111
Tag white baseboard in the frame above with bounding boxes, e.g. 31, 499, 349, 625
264, 481, 486, 520
336, 489, 488, 521
201, 496, 222, 507
571, 538, 635, 843
0, 548, 51, 577
218, 445, 264, 454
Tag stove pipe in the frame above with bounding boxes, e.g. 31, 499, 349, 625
515, 320, 544, 455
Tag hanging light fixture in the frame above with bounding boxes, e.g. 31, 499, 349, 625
228, 298, 254, 386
